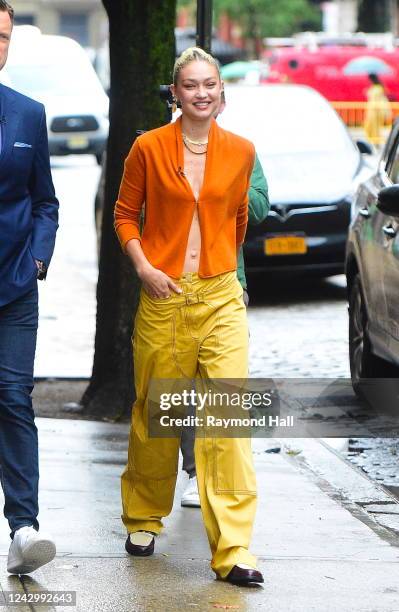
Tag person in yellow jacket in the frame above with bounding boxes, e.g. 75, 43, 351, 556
364, 73, 391, 146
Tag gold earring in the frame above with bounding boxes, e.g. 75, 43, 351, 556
172, 97, 177, 114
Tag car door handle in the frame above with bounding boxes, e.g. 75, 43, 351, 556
359, 207, 370, 218
382, 224, 397, 238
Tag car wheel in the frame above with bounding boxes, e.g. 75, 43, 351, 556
349, 275, 386, 397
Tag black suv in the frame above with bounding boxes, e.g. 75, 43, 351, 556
346, 119, 399, 395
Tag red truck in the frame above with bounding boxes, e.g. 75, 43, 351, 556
263, 44, 399, 101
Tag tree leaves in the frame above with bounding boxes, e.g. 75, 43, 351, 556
214, 0, 322, 39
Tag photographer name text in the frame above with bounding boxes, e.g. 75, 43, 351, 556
159, 415, 294, 428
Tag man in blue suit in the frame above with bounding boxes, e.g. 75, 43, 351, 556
0, 1, 58, 574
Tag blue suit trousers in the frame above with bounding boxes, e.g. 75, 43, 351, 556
0, 286, 39, 537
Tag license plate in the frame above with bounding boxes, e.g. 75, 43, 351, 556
264, 235, 307, 256
67, 136, 89, 150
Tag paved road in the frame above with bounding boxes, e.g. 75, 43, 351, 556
5, 156, 399, 611
247, 273, 349, 379
35, 156, 350, 381
35, 155, 99, 378
2, 420, 399, 612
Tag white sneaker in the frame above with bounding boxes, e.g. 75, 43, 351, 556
181, 476, 200, 508
7, 526, 56, 574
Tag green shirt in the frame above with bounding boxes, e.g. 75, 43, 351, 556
237, 154, 270, 289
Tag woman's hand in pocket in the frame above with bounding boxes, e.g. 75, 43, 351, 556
139, 264, 182, 299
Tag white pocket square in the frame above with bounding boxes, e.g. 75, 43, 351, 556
14, 142, 32, 148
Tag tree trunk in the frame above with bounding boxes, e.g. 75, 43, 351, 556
246, 5, 258, 59
82, 0, 176, 419
358, 0, 390, 32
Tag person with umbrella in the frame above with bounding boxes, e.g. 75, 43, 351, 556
364, 73, 391, 145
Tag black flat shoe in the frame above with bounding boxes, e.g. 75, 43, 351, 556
125, 531, 155, 557
219, 565, 264, 586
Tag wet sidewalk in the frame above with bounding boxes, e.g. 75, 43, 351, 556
1, 418, 399, 612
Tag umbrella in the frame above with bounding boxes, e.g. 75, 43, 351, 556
221, 61, 262, 80
343, 56, 394, 76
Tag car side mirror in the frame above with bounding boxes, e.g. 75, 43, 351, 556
377, 185, 399, 217
356, 139, 374, 155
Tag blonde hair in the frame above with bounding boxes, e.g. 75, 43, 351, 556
173, 47, 221, 85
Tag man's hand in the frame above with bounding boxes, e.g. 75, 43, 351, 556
138, 264, 182, 299
35, 259, 47, 281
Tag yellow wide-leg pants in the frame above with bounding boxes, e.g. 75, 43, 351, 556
121, 271, 258, 578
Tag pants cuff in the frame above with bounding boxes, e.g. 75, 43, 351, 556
123, 519, 163, 536
211, 547, 257, 578
10, 522, 38, 540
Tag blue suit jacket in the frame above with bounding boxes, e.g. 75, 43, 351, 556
0, 83, 58, 307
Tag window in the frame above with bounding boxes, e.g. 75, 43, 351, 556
218, 89, 355, 155
14, 15, 35, 26
59, 13, 89, 47
6, 63, 104, 98
288, 59, 299, 69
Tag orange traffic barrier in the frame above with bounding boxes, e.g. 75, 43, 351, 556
331, 101, 399, 145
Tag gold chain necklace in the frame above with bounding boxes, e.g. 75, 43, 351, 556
183, 137, 208, 155
182, 133, 208, 146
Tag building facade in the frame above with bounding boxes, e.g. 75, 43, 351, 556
322, 0, 399, 35
10, 0, 108, 49
323, 0, 358, 34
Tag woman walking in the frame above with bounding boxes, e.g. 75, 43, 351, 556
364, 72, 391, 146
114, 47, 263, 586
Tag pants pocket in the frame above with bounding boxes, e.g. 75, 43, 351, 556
213, 437, 257, 495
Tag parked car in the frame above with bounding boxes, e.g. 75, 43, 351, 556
0, 26, 109, 163
346, 118, 399, 395
218, 84, 375, 277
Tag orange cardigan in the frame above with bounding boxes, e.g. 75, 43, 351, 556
114, 116, 255, 279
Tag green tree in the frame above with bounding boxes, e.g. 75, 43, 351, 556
177, 0, 321, 57
177, 0, 196, 9
82, 0, 176, 419
214, 0, 321, 56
